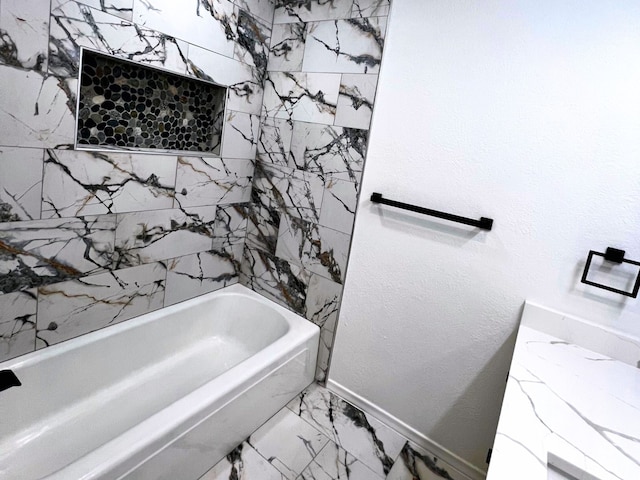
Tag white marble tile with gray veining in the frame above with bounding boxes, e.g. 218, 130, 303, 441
319, 178, 357, 234
164, 247, 241, 307
288, 121, 368, 185
132, 0, 236, 60
335, 74, 377, 130
263, 71, 341, 125
305, 273, 341, 332
174, 156, 253, 208
0, 289, 37, 362
351, 0, 389, 17
240, 247, 309, 315
275, 214, 314, 268
199, 441, 287, 480
302, 17, 387, 74
50, 0, 189, 78
0, 147, 44, 223
114, 207, 216, 268
35, 262, 165, 347
268, 22, 307, 72
212, 203, 249, 251
234, 9, 271, 79
0, 0, 50, 71
275, 216, 349, 284
287, 384, 406, 478
257, 116, 294, 166
305, 273, 341, 382
386, 442, 465, 480
284, 166, 325, 224
283, 168, 325, 224
194, 382, 471, 480
249, 407, 330, 479
315, 325, 335, 383
245, 162, 286, 223
187, 44, 263, 115
221, 111, 260, 160
76, 0, 134, 21
253, 163, 324, 224
273, 0, 353, 24
247, 162, 287, 251
42, 149, 177, 218
0, 67, 76, 148
245, 202, 281, 255
233, 0, 276, 24
0, 215, 115, 294
300, 440, 384, 480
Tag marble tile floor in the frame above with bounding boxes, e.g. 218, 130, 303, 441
200, 383, 466, 480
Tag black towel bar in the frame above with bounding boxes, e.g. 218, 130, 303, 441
370, 192, 493, 231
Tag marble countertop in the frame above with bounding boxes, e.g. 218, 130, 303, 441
487, 303, 640, 480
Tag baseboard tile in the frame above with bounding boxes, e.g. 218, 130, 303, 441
326, 379, 487, 480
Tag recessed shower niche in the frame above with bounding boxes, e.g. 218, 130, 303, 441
77, 49, 227, 154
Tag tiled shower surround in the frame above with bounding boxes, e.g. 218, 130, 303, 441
0, 0, 390, 382
0, 0, 271, 359
240, 0, 389, 381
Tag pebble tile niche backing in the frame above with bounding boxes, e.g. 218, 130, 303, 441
77, 50, 227, 154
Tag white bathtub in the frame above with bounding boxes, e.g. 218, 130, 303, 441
0, 284, 319, 480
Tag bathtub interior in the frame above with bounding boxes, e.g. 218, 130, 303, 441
0, 289, 294, 480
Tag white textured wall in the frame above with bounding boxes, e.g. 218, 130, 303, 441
329, 0, 640, 472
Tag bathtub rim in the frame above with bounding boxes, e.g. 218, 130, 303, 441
0, 283, 306, 371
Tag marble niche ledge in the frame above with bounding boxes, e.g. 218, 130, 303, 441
487, 302, 640, 480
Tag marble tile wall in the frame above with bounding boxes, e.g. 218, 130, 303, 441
239, 0, 390, 381
0, 0, 276, 362
1, 0, 392, 383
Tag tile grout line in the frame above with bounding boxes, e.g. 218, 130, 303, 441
237, 394, 335, 479
294, 434, 332, 479
283, 390, 381, 473
299, 386, 413, 474
238, 385, 409, 480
